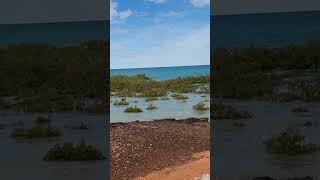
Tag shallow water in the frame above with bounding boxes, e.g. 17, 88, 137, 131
0, 113, 107, 180
213, 100, 320, 177
110, 93, 210, 123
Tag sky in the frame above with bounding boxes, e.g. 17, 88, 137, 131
110, 0, 210, 69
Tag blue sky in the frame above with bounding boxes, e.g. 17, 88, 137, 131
110, 0, 210, 69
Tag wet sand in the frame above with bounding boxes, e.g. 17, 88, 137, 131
110, 118, 210, 180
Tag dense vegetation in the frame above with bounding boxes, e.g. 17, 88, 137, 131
212, 42, 320, 101
0, 41, 108, 113
44, 139, 105, 161
110, 74, 209, 97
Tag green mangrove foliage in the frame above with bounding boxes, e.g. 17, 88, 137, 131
172, 94, 189, 100
0, 41, 108, 113
145, 97, 158, 102
113, 98, 129, 106
110, 74, 209, 97
193, 102, 209, 111
160, 97, 170, 100
213, 103, 253, 120
124, 106, 143, 113
264, 129, 320, 155
44, 139, 105, 161
11, 126, 61, 139
146, 104, 158, 110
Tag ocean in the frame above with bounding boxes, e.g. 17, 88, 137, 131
111, 65, 210, 80
212, 11, 320, 49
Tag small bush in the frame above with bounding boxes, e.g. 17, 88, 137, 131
146, 104, 158, 110
44, 139, 106, 161
264, 129, 320, 155
113, 100, 129, 106
160, 97, 170, 100
124, 106, 143, 113
193, 102, 209, 111
213, 103, 253, 120
172, 94, 189, 100
145, 97, 158, 102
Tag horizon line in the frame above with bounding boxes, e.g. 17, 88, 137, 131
110, 64, 210, 70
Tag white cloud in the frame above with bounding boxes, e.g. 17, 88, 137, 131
110, 0, 132, 22
119, 10, 133, 19
160, 11, 180, 17
111, 25, 210, 69
145, 0, 167, 4
190, 0, 209, 8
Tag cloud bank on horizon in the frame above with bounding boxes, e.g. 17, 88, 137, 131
110, 0, 210, 69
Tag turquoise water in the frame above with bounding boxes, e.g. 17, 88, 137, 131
110, 93, 210, 123
111, 65, 210, 80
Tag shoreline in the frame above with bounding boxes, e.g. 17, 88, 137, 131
110, 117, 210, 180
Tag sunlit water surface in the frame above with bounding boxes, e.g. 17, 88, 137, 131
110, 93, 210, 123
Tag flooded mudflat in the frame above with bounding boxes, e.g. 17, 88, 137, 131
213, 100, 320, 177
110, 93, 210, 123
0, 113, 107, 180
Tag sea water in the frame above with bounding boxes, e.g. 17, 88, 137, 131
111, 65, 210, 80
